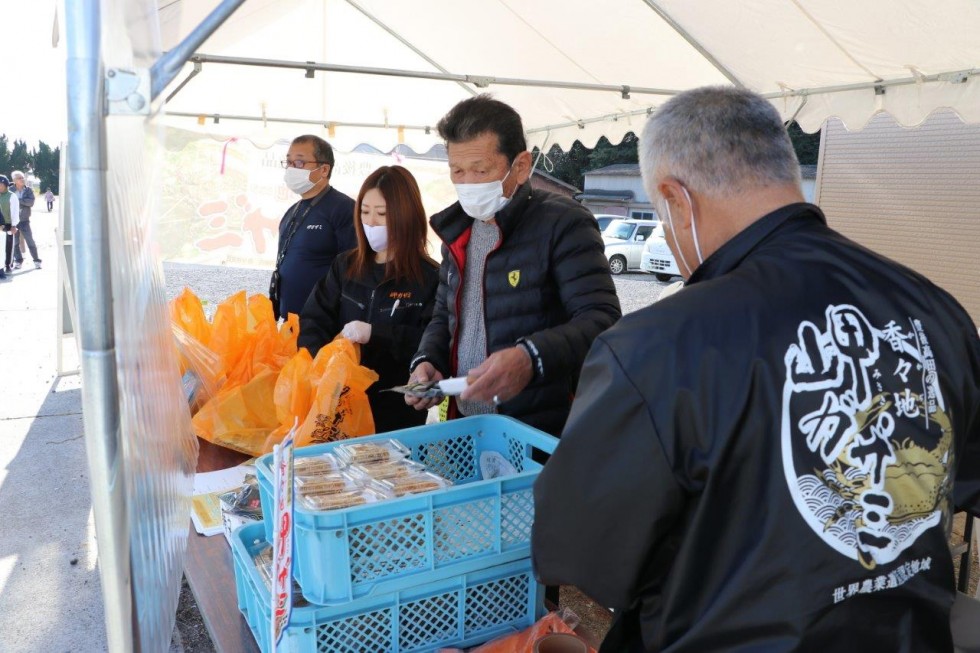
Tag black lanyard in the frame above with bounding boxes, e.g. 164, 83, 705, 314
275, 188, 329, 269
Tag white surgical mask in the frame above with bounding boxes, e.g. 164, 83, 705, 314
363, 223, 388, 252
454, 166, 514, 221
661, 185, 704, 277
284, 167, 316, 195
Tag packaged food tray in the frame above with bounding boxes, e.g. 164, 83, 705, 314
255, 415, 557, 604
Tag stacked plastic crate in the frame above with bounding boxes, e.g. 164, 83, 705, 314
230, 415, 557, 652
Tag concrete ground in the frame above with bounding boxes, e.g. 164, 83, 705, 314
0, 215, 108, 652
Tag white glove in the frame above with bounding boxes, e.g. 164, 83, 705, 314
341, 320, 372, 344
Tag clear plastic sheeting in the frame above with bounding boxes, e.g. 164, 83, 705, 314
157, 128, 453, 267
101, 0, 197, 650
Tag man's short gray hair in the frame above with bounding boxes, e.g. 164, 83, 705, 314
639, 86, 801, 201
10, 170, 25, 180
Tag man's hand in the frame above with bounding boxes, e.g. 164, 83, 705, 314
460, 346, 533, 406
405, 362, 445, 411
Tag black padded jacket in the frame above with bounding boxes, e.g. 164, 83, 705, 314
412, 181, 622, 436
298, 251, 440, 433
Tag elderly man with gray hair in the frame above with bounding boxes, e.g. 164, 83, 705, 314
533, 86, 980, 652
10, 171, 40, 269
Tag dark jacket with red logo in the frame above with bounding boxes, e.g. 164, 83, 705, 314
412, 181, 622, 436
298, 250, 440, 433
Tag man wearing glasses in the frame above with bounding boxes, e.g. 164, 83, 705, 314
270, 135, 356, 320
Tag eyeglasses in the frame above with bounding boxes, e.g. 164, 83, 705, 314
280, 159, 328, 169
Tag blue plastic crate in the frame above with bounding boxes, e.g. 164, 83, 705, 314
255, 415, 557, 604
231, 522, 544, 653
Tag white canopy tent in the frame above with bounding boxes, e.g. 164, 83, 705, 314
157, 0, 980, 151
64, 1, 980, 650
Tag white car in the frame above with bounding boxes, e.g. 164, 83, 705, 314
603, 219, 658, 274
591, 213, 620, 232
640, 223, 682, 281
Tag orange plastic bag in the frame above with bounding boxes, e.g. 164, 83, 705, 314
220, 294, 300, 392
261, 348, 315, 452
170, 288, 211, 347
294, 338, 379, 448
209, 290, 250, 379
191, 367, 280, 455
465, 609, 596, 653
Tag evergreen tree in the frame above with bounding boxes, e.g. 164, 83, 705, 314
9, 140, 31, 174
787, 122, 821, 165
33, 142, 60, 192
538, 123, 821, 189
0, 135, 10, 176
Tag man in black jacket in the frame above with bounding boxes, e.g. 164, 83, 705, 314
534, 86, 980, 652
405, 95, 621, 436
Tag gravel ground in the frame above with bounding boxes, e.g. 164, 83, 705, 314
162, 262, 673, 316
165, 263, 671, 651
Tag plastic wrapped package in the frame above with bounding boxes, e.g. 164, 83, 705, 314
293, 453, 346, 479
294, 471, 364, 496
349, 459, 426, 481
250, 542, 307, 606
334, 439, 410, 466
298, 484, 392, 512
219, 474, 263, 520
377, 471, 452, 497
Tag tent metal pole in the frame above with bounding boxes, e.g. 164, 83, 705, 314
165, 61, 202, 103
762, 68, 980, 99
527, 107, 656, 135
65, 1, 134, 651
166, 110, 435, 132
187, 53, 682, 97
638, 0, 745, 88
178, 51, 978, 106
343, 0, 478, 97
150, 0, 246, 101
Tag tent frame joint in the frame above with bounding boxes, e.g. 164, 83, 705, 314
106, 67, 150, 115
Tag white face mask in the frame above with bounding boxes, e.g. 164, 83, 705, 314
362, 223, 388, 253
454, 165, 514, 221
284, 167, 316, 195
661, 185, 704, 278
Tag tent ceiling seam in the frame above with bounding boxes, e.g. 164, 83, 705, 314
790, 0, 880, 81
496, 0, 604, 84
638, 0, 745, 88
343, 0, 478, 97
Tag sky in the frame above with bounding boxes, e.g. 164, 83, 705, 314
0, 0, 67, 148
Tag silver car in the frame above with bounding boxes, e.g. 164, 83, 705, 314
603, 219, 658, 274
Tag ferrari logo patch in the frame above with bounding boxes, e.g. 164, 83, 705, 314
508, 270, 520, 287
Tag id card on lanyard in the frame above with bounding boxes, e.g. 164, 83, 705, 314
270, 189, 329, 319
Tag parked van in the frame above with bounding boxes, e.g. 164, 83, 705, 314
603, 218, 658, 274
